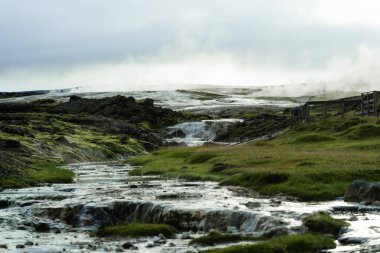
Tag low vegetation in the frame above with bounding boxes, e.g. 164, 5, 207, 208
201, 234, 336, 253
95, 223, 178, 238
27, 161, 75, 184
303, 212, 349, 237
190, 231, 260, 246
0, 160, 74, 188
129, 116, 380, 201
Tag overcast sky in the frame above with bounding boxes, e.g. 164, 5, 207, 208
1, 0, 380, 92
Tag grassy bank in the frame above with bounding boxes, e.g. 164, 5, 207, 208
129, 116, 380, 201
0, 160, 74, 188
190, 231, 261, 246
95, 223, 178, 238
303, 212, 348, 237
202, 234, 335, 253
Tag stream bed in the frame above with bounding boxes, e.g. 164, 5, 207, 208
0, 163, 380, 252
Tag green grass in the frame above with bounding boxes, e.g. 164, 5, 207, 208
292, 134, 335, 143
303, 212, 349, 237
340, 124, 380, 139
129, 116, 380, 201
190, 231, 261, 246
95, 223, 178, 238
27, 161, 75, 184
202, 234, 335, 253
0, 161, 75, 188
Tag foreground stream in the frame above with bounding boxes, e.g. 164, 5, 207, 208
1, 163, 380, 252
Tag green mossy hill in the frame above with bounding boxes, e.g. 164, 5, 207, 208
303, 212, 349, 237
0, 95, 194, 189
202, 234, 335, 253
95, 223, 178, 238
129, 116, 380, 201
0, 160, 74, 188
28, 161, 75, 184
190, 231, 260, 246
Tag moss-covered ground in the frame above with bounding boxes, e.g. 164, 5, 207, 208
129, 116, 380, 201
201, 234, 336, 253
0, 160, 75, 188
0, 94, 209, 189
303, 212, 349, 237
190, 231, 261, 246
0, 112, 145, 188
95, 223, 178, 238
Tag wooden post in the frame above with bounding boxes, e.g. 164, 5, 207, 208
304, 103, 310, 121
374, 92, 378, 116
367, 93, 370, 115
361, 93, 364, 115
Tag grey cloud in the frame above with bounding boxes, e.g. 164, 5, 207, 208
0, 0, 380, 91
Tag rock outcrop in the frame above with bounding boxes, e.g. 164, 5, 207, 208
344, 180, 380, 204
50, 95, 179, 128
38, 200, 289, 235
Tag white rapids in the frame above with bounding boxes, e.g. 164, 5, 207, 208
166, 119, 243, 146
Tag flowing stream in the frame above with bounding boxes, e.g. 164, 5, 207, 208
0, 163, 380, 252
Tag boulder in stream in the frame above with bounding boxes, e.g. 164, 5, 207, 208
167, 129, 186, 138
33, 221, 50, 232
344, 180, 380, 204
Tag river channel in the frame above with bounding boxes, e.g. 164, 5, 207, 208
1, 163, 380, 252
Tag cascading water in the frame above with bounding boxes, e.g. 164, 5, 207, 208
166, 119, 243, 146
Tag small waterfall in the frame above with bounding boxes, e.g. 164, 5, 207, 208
40, 200, 287, 235
167, 119, 243, 146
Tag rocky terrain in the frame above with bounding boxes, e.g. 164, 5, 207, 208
0, 95, 192, 188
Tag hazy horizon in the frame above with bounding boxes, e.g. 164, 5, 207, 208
1, 0, 380, 92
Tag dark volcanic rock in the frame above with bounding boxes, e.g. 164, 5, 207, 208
338, 236, 367, 245
214, 113, 291, 143
0, 124, 27, 136
262, 226, 289, 238
122, 242, 138, 250
0, 139, 21, 149
55, 136, 71, 146
167, 129, 186, 138
33, 222, 50, 232
50, 95, 179, 127
344, 180, 380, 204
0, 199, 11, 209
163, 141, 187, 147
0, 102, 35, 113
69, 95, 82, 101
143, 98, 154, 106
